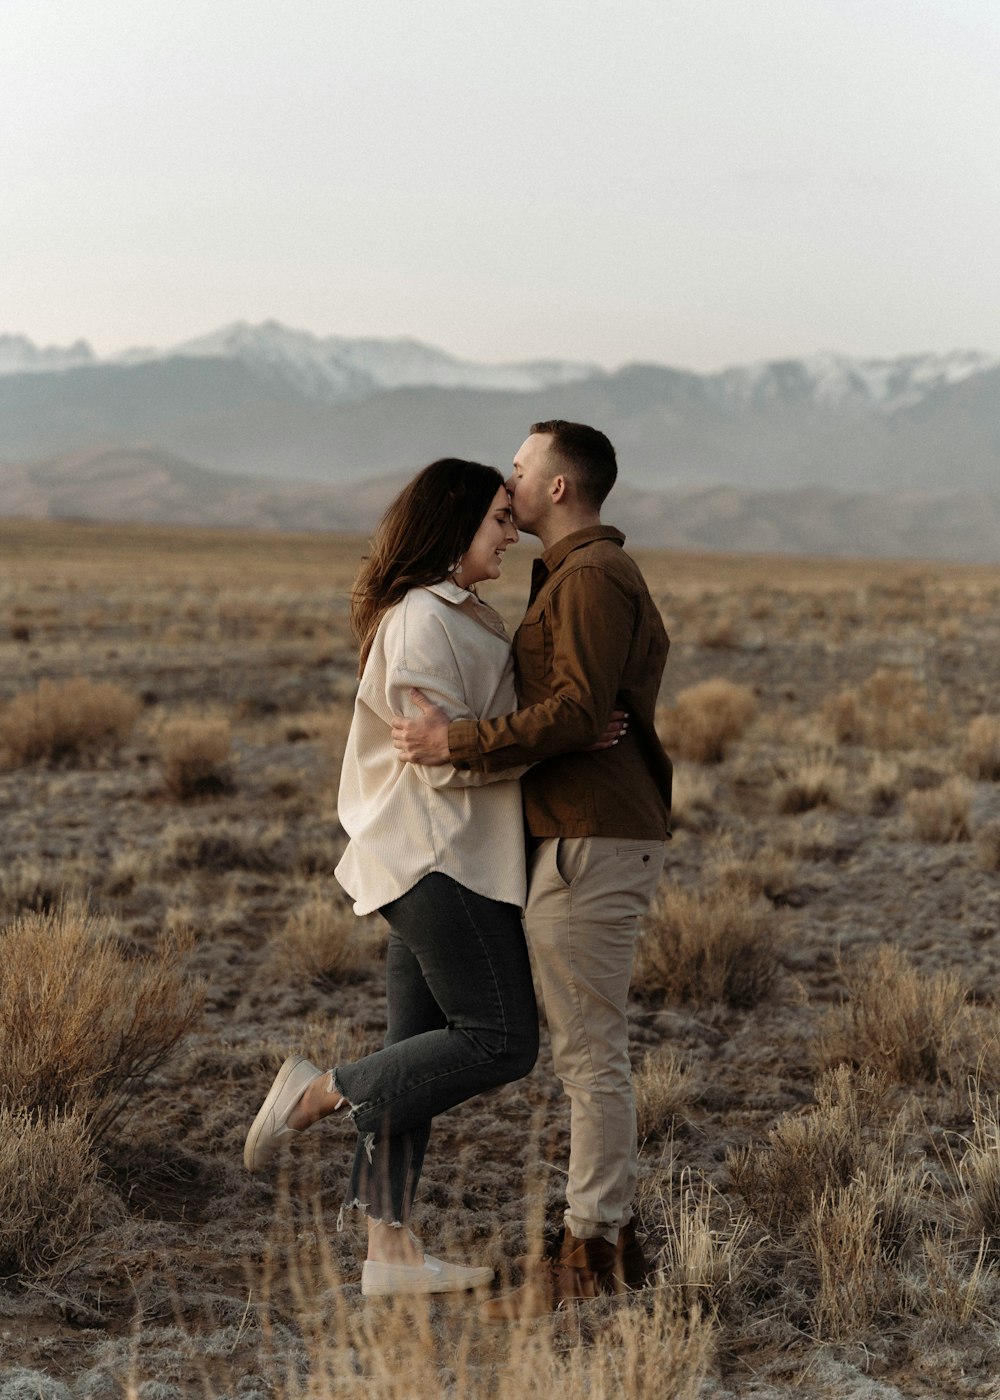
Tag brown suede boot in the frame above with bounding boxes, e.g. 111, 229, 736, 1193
515, 1221, 650, 1292
615, 1219, 650, 1290
482, 1230, 618, 1321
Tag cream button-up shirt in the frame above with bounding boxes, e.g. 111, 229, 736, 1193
335, 580, 527, 916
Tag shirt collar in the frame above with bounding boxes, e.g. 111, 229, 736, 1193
424, 578, 475, 605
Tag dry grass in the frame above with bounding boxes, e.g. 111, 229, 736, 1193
817, 945, 971, 1085
727, 1066, 904, 1235
0, 675, 139, 766
863, 754, 906, 815
268, 890, 371, 985
905, 775, 973, 843
961, 714, 1000, 781
2, 524, 1000, 1392
647, 1167, 757, 1326
824, 667, 950, 751
0, 1108, 103, 1282
658, 678, 756, 764
634, 1048, 697, 1140
974, 819, 1000, 873
637, 882, 782, 1009
159, 715, 234, 798
775, 755, 847, 814
0, 903, 204, 1141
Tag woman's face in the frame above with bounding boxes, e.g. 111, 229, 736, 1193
458, 485, 519, 587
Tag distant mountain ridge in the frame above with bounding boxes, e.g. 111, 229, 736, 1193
2, 323, 999, 559
2, 445, 998, 562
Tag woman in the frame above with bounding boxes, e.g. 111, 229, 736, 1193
244, 459, 538, 1297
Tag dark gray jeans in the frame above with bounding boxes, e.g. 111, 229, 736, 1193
333, 872, 538, 1226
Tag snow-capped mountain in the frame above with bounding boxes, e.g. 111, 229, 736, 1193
713, 349, 999, 412
154, 321, 602, 398
3, 321, 600, 400
5, 323, 995, 421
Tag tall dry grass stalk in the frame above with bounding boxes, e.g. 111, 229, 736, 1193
806, 1173, 899, 1340
634, 1047, 697, 1140
255, 1191, 715, 1400
905, 775, 972, 842
0, 675, 139, 766
816, 945, 971, 1085
159, 715, 234, 798
637, 882, 782, 1009
0, 903, 204, 1141
0, 1108, 102, 1282
658, 678, 756, 764
647, 1166, 757, 1325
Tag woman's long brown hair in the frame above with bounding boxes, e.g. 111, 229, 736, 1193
350, 458, 505, 673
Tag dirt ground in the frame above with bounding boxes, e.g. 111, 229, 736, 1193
1, 520, 1000, 1399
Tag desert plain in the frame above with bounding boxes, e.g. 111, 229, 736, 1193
1, 517, 1000, 1400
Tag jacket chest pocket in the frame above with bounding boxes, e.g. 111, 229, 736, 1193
514, 616, 548, 693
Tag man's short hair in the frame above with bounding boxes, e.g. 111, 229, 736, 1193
530, 419, 617, 509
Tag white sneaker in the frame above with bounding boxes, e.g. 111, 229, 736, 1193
243, 1055, 325, 1172
361, 1254, 494, 1297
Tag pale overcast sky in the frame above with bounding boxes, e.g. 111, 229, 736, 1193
2, 0, 998, 370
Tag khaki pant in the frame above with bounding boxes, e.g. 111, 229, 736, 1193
524, 836, 666, 1244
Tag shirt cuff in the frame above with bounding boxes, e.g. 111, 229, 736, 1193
449, 718, 485, 773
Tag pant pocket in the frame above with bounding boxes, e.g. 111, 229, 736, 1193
554, 836, 589, 888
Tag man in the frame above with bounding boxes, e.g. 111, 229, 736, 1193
391, 420, 672, 1315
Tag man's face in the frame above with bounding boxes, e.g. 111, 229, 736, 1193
506, 433, 558, 537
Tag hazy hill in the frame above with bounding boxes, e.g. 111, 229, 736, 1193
3, 445, 998, 562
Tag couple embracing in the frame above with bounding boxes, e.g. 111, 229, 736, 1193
244, 420, 672, 1317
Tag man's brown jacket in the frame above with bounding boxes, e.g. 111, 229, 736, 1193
448, 526, 673, 839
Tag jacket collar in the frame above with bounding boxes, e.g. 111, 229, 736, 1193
536, 525, 625, 578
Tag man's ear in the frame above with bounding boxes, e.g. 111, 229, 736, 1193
550, 474, 567, 503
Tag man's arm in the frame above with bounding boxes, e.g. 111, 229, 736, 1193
392, 689, 627, 765
392, 568, 634, 770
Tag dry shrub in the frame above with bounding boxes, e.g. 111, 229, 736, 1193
806, 1172, 901, 1340
823, 667, 949, 751
634, 1048, 697, 1140
958, 1088, 1000, 1248
290, 1013, 378, 1071
649, 1167, 757, 1325
776, 757, 847, 814
905, 776, 972, 843
0, 1108, 102, 1281
159, 715, 233, 798
159, 817, 291, 874
637, 883, 782, 1009
0, 903, 203, 1141
709, 845, 798, 905
727, 1066, 902, 1235
962, 715, 1000, 781
659, 679, 756, 764
864, 755, 905, 815
269, 891, 369, 985
0, 675, 139, 766
975, 819, 1000, 873
817, 945, 971, 1085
